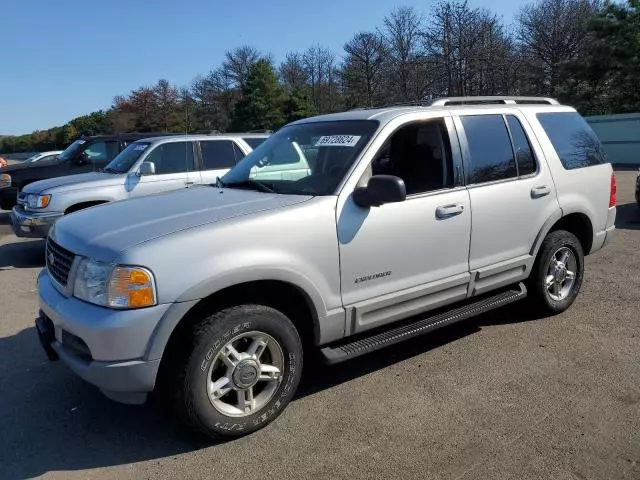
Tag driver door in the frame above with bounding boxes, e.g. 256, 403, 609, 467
126, 141, 195, 198
337, 116, 472, 333
72, 140, 119, 173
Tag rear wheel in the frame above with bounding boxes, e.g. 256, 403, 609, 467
527, 230, 584, 315
164, 305, 303, 439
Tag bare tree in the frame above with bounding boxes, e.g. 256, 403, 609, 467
517, 0, 599, 94
279, 52, 309, 91
302, 45, 338, 113
342, 32, 388, 107
380, 6, 424, 102
222, 45, 263, 90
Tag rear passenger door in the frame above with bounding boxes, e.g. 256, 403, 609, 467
454, 111, 559, 295
197, 140, 244, 185
127, 141, 195, 198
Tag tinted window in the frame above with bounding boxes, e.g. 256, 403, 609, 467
233, 143, 245, 162
506, 115, 536, 176
82, 141, 119, 162
537, 112, 606, 169
243, 137, 267, 149
200, 140, 236, 170
370, 119, 454, 195
461, 115, 516, 183
145, 142, 195, 174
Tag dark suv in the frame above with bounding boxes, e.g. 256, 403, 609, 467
0, 133, 169, 210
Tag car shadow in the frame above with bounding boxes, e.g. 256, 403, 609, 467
0, 302, 539, 479
0, 211, 10, 225
615, 202, 640, 231
0, 239, 46, 269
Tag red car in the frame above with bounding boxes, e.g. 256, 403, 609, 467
0, 156, 8, 168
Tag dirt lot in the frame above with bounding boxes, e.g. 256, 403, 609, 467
0, 171, 638, 480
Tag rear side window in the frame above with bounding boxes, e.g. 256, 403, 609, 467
461, 115, 516, 183
233, 143, 246, 162
243, 137, 267, 149
200, 140, 237, 170
537, 112, 607, 169
506, 115, 536, 176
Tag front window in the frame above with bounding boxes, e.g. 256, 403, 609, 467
104, 142, 151, 173
221, 120, 379, 195
57, 139, 86, 161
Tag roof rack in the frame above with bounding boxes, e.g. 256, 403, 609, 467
429, 96, 560, 106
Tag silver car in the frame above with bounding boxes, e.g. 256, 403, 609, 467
35, 96, 616, 439
10, 133, 269, 238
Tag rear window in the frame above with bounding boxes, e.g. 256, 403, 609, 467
537, 112, 607, 169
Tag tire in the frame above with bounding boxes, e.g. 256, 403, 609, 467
527, 230, 584, 315
165, 305, 303, 439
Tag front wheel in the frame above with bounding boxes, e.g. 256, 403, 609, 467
527, 230, 584, 315
165, 305, 303, 439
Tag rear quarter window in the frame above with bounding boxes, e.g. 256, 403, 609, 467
536, 112, 608, 170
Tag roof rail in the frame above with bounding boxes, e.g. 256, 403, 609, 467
429, 96, 560, 106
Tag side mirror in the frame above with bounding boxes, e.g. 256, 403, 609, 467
137, 161, 156, 176
353, 175, 406, 208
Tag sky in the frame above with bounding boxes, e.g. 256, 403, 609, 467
0, 0, 528, 135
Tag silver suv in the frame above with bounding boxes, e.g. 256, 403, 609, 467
35, 97, 616, 439
10, 133, 269, 238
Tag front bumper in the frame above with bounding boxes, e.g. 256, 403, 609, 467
11, 205, 62, 238
37, 269, 170, 403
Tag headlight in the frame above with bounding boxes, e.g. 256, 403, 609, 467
0, 173, 10, 188
73, 259, 157, 309
27, 193, 51, 209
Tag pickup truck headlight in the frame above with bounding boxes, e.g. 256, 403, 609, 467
73, 259, 157, 309
26, 193, 51, 209
0, 174, 10, 188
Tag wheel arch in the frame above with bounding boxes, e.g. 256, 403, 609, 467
64, 200, 110, 214
531, 210, 594, 258
148, 278, 325, 366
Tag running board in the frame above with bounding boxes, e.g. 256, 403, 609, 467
321, 282, 527, 364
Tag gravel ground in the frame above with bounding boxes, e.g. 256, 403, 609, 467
0, 170, 638, 480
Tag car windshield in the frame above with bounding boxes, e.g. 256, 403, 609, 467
221, 120, 379, 195
57, 139, 87, 161
103, 142, 151, 173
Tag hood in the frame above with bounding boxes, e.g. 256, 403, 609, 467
22, 172, 124, 194
51, 186, 312, 261
0, 157, 60, 174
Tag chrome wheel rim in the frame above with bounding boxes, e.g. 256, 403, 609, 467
545, 247, 577, 301
207, 331, 284, 417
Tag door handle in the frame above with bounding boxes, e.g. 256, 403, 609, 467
436, 203, 464, 219
531, 185, 551, 198
185, 181, 196, 187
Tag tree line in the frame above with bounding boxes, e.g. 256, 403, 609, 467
2, 0, 639, 154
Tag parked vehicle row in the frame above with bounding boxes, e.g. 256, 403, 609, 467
9, 133, 270, 238
21, 97, 617, 440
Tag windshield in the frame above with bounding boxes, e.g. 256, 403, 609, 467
221, 120, 379, 195
57, 139, 87, 161
104, 142, 151, 173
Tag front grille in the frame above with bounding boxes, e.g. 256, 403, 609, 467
46, 239, 75, 286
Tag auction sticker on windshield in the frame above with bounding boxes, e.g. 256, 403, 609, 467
134, 144, 149, 150
315, 135, 361, 147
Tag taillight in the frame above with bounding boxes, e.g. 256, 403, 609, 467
609, 173, 617, 208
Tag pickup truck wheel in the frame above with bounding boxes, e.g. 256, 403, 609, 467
527, 230, 584, 315
167, 305, 303, 439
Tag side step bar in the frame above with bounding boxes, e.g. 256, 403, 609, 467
321, 282, 527, 364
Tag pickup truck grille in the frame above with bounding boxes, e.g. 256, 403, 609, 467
46, 239, 75, 286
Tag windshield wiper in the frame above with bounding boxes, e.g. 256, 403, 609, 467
218, 179, 275, 193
